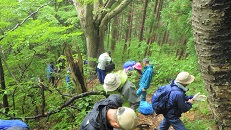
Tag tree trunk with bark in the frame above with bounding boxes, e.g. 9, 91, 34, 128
72, 0, 133, 69
64, 44, 87, 93
192, 0, 231, 129
138, 0, 149, 42
123, 2, 134, 60
111, 15, 119, 51
0, 56, 9, 113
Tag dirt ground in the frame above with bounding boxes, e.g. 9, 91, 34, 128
135, 96, 174, 130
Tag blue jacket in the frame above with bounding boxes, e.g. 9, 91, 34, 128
46, 64, 56, 78
139, 64, 153, 89
165, 80, 193, 120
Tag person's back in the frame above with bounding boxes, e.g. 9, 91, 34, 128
158, 72, 195, 130
80, 94, 123, 130
97, 51, 112, 84
97, 52, 111, 70
165, 82, 192, 119
123, 60, 136, 72
103, 71, 140, 110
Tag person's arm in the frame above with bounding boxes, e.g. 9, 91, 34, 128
186, 95, 194, 100
106, 55, 112, 62
176, 93, 193, 113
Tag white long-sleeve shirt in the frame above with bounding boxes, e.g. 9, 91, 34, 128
97, 53, 111, 70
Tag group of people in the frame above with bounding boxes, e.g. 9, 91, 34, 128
80, 51, 200, 130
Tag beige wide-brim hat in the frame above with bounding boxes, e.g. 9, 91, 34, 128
117, 107, 138, 130
175, 71, 195, 84
103, 73, 122, 92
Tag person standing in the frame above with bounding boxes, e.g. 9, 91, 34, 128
97, 51, 112, 84
65, 68, 74, 93
103, 70, 140, 110
79, 94, 137, 130
158, 71, 195, 130
136, 58, 154, 101
46, 62, 57, 86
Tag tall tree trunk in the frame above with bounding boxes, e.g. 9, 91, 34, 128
73, 0, 133, 69
192, 0, 231, 129
64, 44, 87, 93
138, 0, 149, 42
111, 15, 119, 51
144, 0, 159, 57
0, 55, 9, 113
123, 2, 134, 60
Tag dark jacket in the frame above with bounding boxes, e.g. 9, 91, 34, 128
79, 94, 123, 130
165, 80, 193, 120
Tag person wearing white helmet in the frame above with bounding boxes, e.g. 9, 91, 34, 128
79, 94, 138, 130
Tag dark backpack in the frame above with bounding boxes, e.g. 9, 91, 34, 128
151, 84, 178, 114
105, 61, 115, 72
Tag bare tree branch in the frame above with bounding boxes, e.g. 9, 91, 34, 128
0, 91, 108, 120
100, 0, 132, 29
11, 0, 53, 31
25, 91, 108, 120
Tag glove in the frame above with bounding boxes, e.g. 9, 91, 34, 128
193, 92, 207, 101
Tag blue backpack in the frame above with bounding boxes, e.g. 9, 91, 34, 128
138, 101, 154, 115
151, 84, 179, 114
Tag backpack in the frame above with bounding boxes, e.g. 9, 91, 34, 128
123, 60, 136, 69
105, 61, 115, 72
138, 101, 154, 115
151, 84, 178, 114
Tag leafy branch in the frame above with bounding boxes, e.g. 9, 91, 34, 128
11, 0, 53, 31
0, 0, 53, 41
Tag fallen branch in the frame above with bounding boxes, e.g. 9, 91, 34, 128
1, 91, 108, 120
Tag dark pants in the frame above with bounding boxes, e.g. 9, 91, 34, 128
158, 117, 186, 130
48, 77, 55, 86
97, 68, 106, 84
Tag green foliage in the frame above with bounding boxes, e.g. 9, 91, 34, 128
161, 0, 192, 41
0, 0, 215, 129
75, 0, 97, 5
182, 115, 216, 130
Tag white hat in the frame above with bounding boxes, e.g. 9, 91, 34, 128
175, 72, 195, 84
103, 73, 122, 91
116, 107, 138, 130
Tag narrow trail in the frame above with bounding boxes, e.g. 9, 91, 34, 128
135, 95, 174, 130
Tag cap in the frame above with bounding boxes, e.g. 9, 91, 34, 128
116, 107, 138, 130
175, 72, 195, 84
133, 62, 142, 70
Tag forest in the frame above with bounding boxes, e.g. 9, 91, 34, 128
0, 0, 230, 130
